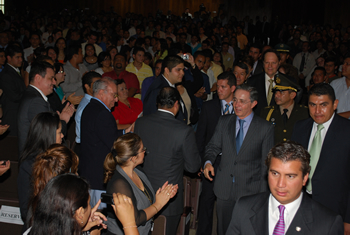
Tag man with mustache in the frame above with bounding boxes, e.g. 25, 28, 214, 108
261, 73, 309, 144
102, 53, 139, 97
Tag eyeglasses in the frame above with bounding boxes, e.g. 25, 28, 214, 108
137, 147, 147, 155
57, 70, 64, 74
233, 98, 251, 105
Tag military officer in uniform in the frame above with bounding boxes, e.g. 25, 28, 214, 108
261, 73, 309, 144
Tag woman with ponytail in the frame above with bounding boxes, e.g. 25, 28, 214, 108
103, 133, 178, 235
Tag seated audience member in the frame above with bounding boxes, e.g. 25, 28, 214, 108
81, 31, 103, 56
23, 32, 41, 64
188, 34, 202, 55
307, 66, 326, 91
24, 174, 128, 235
126, 47, 153, 99
226, 141, 344, 234
325, 56, 339, 83
212, 51, 225, 75
46, 46, 58, 62
112, 79, 143, 130
221, 42, 234, 71
143, 52, 153, 66
154, 38, 168, 64
103, 53, 140, 97
62, 45, 89, 97
54, 37, 66, 64
233, 62, 250, 86
27, 144, 80, 225
18, 112, 64, 228
95, 51, 113, 75
104, 133, 178, 235
141, 59, 162, 102
83, 43, 99, 71
107, 45, 118, 65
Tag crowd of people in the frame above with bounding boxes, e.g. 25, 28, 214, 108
0, 4, 350, 235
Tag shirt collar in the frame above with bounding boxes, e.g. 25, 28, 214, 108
91, 97, 111, 111
236, 111, 254, 126
279, 101, 295, 116
270, 192, 303, 220
7, 63, 20, 73
162, 74, 175, 88
312, 112, 335, 132
158, 109, 175, 116
30, 84, 48, 101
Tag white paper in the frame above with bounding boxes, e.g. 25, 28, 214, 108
0, 205, 24, 225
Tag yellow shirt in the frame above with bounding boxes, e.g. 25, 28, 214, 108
126, 62, 153, 99
211, 62, 223, 80
237, 34, 248, 50
221, 52, 234, 71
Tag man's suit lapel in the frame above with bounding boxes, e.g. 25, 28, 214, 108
286, 194, 313, 234
249, 192, 270, 235
228, 114, 238, 154
28, 86, 52, 111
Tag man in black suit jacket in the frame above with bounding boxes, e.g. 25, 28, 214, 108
143, 55, 202, 124
248, 44, 264, 76
291, 83, 350, 233
196, 71, 236, 235
80, 77, 125, 208
226, 141, 343, 235
134, 87, 201, 235
17, 61, 74, 155
0, 45, 26, 136
203, 84, 274, 235
247, 49, 297, 115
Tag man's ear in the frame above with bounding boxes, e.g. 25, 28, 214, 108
164, 67, 170, 76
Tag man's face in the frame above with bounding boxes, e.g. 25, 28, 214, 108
114, 55, 126, 70
180, 35, 187, 44
308, 94, 338, 124
293, 31, 300, 40
324, 61, 336, 75
263, 52, 280, 78
312, 70, 326, 84
274, 90, 295, 107
37, 68, 56, 96
123, 31, 130, 39
203, 57, 211, 71
30, 35, 40, 48
54, 31, 62, 40
302, 42, 309, 53
88, 35, 97, 44
87, 77, 100, 95
248, 47, 261, 62
342, 58, 350, 77
233, 66, 248, 86
268, 157, 308, 205
76, 48, 83, 64
165, 63, 184, 85
194, 55, 205, 70
0, 32, 8, 46
7, 52, 23, 68
154, 62, 162, 77
217, 79, 235, 102
233, 89, 257, 119
279, 52, 289, 64
222, 44, 229, 52
101, 82, 118, 110
133, 51, 144, 64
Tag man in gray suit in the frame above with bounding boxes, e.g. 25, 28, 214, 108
203, 84, 274, 235
226, 141, 343, 235
134, 87, 201, 235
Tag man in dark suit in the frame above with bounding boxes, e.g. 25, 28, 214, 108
0, 45, 26, 136
196, 71, 236, 235
226, 141, 344, 235
143, 55, 200, 124
247, 49, 297, 115
203, 84, 274, 235
134, 87, 201, 235
248, 44, 264, 76
17, 61, 74, 155
80, 77, 126, 208
291, 83, 350, 233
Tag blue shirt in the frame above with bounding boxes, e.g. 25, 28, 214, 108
235, 111, 254, 139
75, 94, 93, 143
221, 99, 234, 114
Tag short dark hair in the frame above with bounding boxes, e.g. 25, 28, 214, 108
262, 49, 281, 61
313, 66, 326, 76
234, 84, 258, 102
52, 29, 62, 35
249, 43, 262, 53
157, 87, 181, 109
234, 62, 249, 76
308, 83, 336, 103
29, 61, 55, 83
97, 51, 111, 67
132, 46, 145, 56
30, 32, 41, 40
217, 71, 237, 87
53, 62, 63, 74
5, 44, 22, 57
161, 55, 184, 75
265, 141, 311, 177
324, 56, 338, 67
82, 71, 102, 93
65, 45, 81, 61
193, 50, 205, 60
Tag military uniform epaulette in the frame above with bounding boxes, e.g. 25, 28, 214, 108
299, 104, 308, 108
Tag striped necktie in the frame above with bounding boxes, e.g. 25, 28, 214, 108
273, 205, 285, 235
223, 103, 231, 115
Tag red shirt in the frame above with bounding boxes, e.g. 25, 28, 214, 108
102, 70, 140, 93
112, 97, 143, 124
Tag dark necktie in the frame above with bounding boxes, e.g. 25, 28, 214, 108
299, 53, 305, 73
236, 119, 245, 154
282, 109, 288, 126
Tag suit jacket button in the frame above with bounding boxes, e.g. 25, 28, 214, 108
230, 174, 233, 177
283, 129, 287, 133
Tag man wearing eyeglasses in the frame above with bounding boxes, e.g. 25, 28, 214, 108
203, 84, 274, 235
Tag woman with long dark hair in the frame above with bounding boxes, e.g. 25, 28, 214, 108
95, 52, 113, 75
83, 43, 99, 71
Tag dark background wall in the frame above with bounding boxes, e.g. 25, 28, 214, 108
5, 0, 350, 27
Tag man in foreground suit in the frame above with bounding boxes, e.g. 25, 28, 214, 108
226, 141, 343, 235
134, 87, 201, 235
291, 83, 350, 233
196, 71, 236, 235
203, 84, 274, 235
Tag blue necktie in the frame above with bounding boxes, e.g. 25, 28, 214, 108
236, 119, 245, 154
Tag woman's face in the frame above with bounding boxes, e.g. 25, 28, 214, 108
102, 56, 111, 68
0, 52, 6, 66
117, 82, 128, 101
213, 53, 221, 62
110, 48, 117, 60
56, 39, 66, 50
135, 142, 146, 165
86, 45, 95, 57
56, 123, 64, 144
48, 49, 57, 61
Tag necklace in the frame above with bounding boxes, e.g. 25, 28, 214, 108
134, 172, 152, 204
